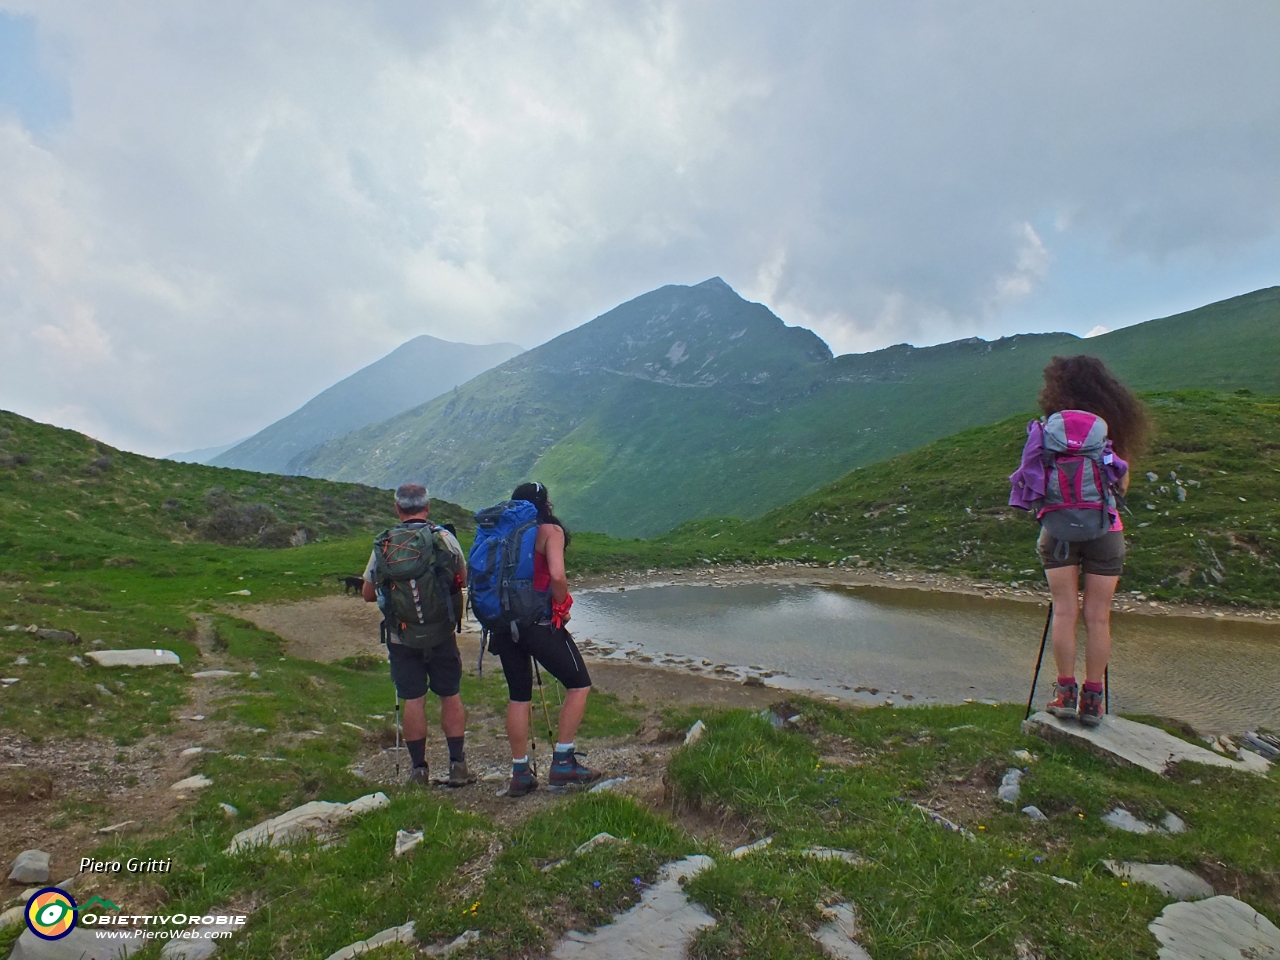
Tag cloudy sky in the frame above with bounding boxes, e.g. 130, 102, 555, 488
1, 1, 1278, 456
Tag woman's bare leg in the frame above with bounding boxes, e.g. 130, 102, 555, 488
1081, 574, 1119, 684
1045, 565, 1081, 678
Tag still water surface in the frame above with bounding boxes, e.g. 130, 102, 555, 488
572, 582, 1280, 734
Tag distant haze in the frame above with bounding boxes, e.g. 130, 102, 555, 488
0, 3, 1277, 455
210, 336, 521, 474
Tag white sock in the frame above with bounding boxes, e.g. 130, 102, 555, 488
555, 742, 574, 754
512, 755, 529, 767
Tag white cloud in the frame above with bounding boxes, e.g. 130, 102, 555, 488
0, 1, 1277, 453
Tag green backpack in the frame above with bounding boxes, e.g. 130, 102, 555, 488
372, 522, 458, 649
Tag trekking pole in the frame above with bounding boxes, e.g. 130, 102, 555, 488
1104, 665, 1110, 715
394, 691, 403, 777
1025, 603, 1053, 720
534, 660, 555, 743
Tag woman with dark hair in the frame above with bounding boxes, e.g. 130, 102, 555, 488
488, 481, 601, 796
1010, 355, 1148, 726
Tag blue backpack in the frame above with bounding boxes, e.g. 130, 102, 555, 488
467, 500, 552, 639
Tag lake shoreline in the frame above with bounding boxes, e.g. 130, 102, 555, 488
577, 561, 1280, 626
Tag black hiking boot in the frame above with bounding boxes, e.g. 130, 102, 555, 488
549, 749, 603, 787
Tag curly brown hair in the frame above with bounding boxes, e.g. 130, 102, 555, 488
1038, 355, 1148, 461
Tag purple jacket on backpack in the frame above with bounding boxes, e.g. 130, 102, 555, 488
1009, 415, 1128, 532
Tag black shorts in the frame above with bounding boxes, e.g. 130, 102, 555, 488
487, 622, 592, 702
388, 636, 463, 700
1038, 528, 1125, 577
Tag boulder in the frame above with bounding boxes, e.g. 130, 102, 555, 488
35, 629, 79, 643
226, 793, 389, 853
1022, 713, 1270, 777
86, 650, 181, 668
552, 856, 716, 959
8, 850, 50, 884
1149, 895, 1280, 959
1103, 861, 1214, 901
170, 775, 212, 793
10, 927, 140, 959
322, 921, 415, 960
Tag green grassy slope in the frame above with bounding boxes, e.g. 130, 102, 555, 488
294, 281, 1280, 538
572, 391, 1280, 607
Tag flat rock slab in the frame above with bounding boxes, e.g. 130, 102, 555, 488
87, 649, 181, 668
10, 927, 141, 959
227, 792, 389, 853
1023, 712, 1271, 777
1149, 895, 1280, 959
190, 670, 239, 679
552, 855, 716, 959
812, 902, 872, 960
323, 921, 415, 960
8, 849, 50, 883
1104, 861, 1214, 900
170, 775, 213, 792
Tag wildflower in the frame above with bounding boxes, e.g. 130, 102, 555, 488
593, 881, 601, 889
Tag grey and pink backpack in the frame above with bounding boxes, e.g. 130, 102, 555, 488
1038, 410, 1117, 542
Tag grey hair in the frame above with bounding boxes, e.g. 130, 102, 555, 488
394, 483, 429, 513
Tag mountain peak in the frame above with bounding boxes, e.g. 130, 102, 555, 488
692, 276, 735, 294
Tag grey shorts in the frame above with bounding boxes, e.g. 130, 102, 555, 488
1038, 529, 1125, 577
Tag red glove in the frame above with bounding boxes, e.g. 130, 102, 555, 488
551, 593, 573, 629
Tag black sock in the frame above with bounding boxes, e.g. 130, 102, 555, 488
446, 736, 465, 764
406, 738, 426, 768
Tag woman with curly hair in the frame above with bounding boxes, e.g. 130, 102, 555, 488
1010, 355, 1148, 726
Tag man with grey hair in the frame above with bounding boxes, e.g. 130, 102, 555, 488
362, 483, 474, 786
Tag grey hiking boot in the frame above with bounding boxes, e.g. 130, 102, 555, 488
1046, 681, 1078, 719
407, 764, 430, 786
447, 760, 477, 787
1078, 687, 1104, 728
549, 749, 603, 787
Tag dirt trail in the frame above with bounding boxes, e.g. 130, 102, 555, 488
1, 616, 243, 895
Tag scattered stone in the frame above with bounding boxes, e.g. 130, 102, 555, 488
87, 649, 181, 668
730, 836, 773, 859
997, 768, 1022, 804
178, 715, 206, 722
395, 829, 424, 856
551, 856, 716, 959
811, 902, 873, 960
1011, 749, 1035, 763
800, 848, 862, 864
1103, 861, 1214, 900
13, 656, 27, 665
10, 926, 141, 958
1149, 895, 1280, 959
96, 820, 143, 835
69, 656, 86, 667
1, 678, 18, 686
323, 921, 415, 960
1052, 876, 1079, 888
170, 775, 212, 792
8, 850, 50, 883
94, 683, 115, 697
1243, 731, 1280, 760
911, 804, 975, 840
743, 676, 765, 688
1021, 805, 1048, 822
1101, 808, 1157, 835
588, 777, 631, 794
423, 929, 481, 957
159, 934, 219, 960
574, 833, 621, 856
1162, 812, 1188, 834
0, 905, 23, 929
341, 722, 367, 732
191, 670, 239, 679
219, 803, 238, 818
684, 720, 707, 746
227, 792, 390, 853
180, 747, 203, 757
227, 589, 252, 596
1023, 712, 1270, 777
35, 628, 79, 643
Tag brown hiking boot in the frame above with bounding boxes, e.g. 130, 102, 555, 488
1078, 687, 1104, 727
508, 766, 538, 798
407, 764, 430, 786
447, 760, 477, 787
1046, 681, 1078, 719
